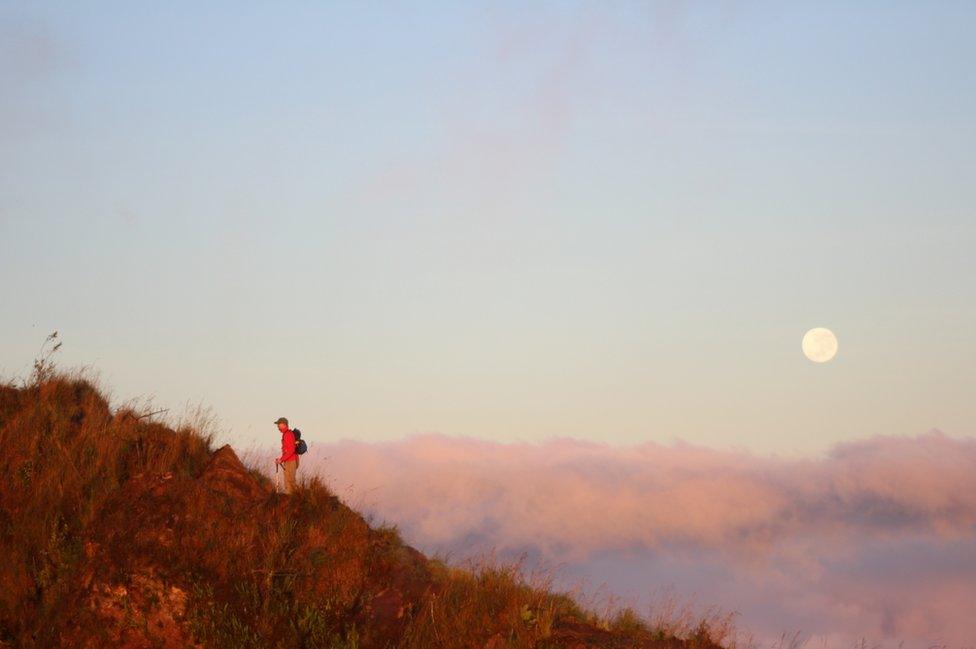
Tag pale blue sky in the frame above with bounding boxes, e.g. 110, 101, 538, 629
2, 2, 974, 455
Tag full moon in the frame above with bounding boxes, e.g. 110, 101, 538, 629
802, 327, 838, 363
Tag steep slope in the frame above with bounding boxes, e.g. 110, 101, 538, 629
0, 375, 729, 648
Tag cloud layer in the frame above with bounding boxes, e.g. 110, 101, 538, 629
294, 431, 976, 647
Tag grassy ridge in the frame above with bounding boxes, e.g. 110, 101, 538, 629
0, 371, 735, 648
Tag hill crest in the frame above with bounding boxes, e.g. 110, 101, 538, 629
0, 374, 731, 648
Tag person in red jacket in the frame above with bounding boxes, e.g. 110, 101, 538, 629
274, 416, 299, 494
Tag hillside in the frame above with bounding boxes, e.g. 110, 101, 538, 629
0, 374, 731, 648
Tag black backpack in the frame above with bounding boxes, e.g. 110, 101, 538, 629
292, 428, 308, 455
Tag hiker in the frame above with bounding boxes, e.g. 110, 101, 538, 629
274, 416, 299, 494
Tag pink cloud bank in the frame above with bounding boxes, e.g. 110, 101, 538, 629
292, 431, 976, 648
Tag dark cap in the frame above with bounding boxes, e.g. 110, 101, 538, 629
274, 417, 289, 426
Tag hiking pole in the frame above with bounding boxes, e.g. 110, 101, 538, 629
274, 461, 281, 494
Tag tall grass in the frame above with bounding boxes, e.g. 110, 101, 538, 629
0, 363, 744, 647
0, 368, 213, 644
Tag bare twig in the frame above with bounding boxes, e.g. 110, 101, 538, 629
136, 408, 169, 420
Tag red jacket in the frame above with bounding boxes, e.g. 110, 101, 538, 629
278, 428, 298, 464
